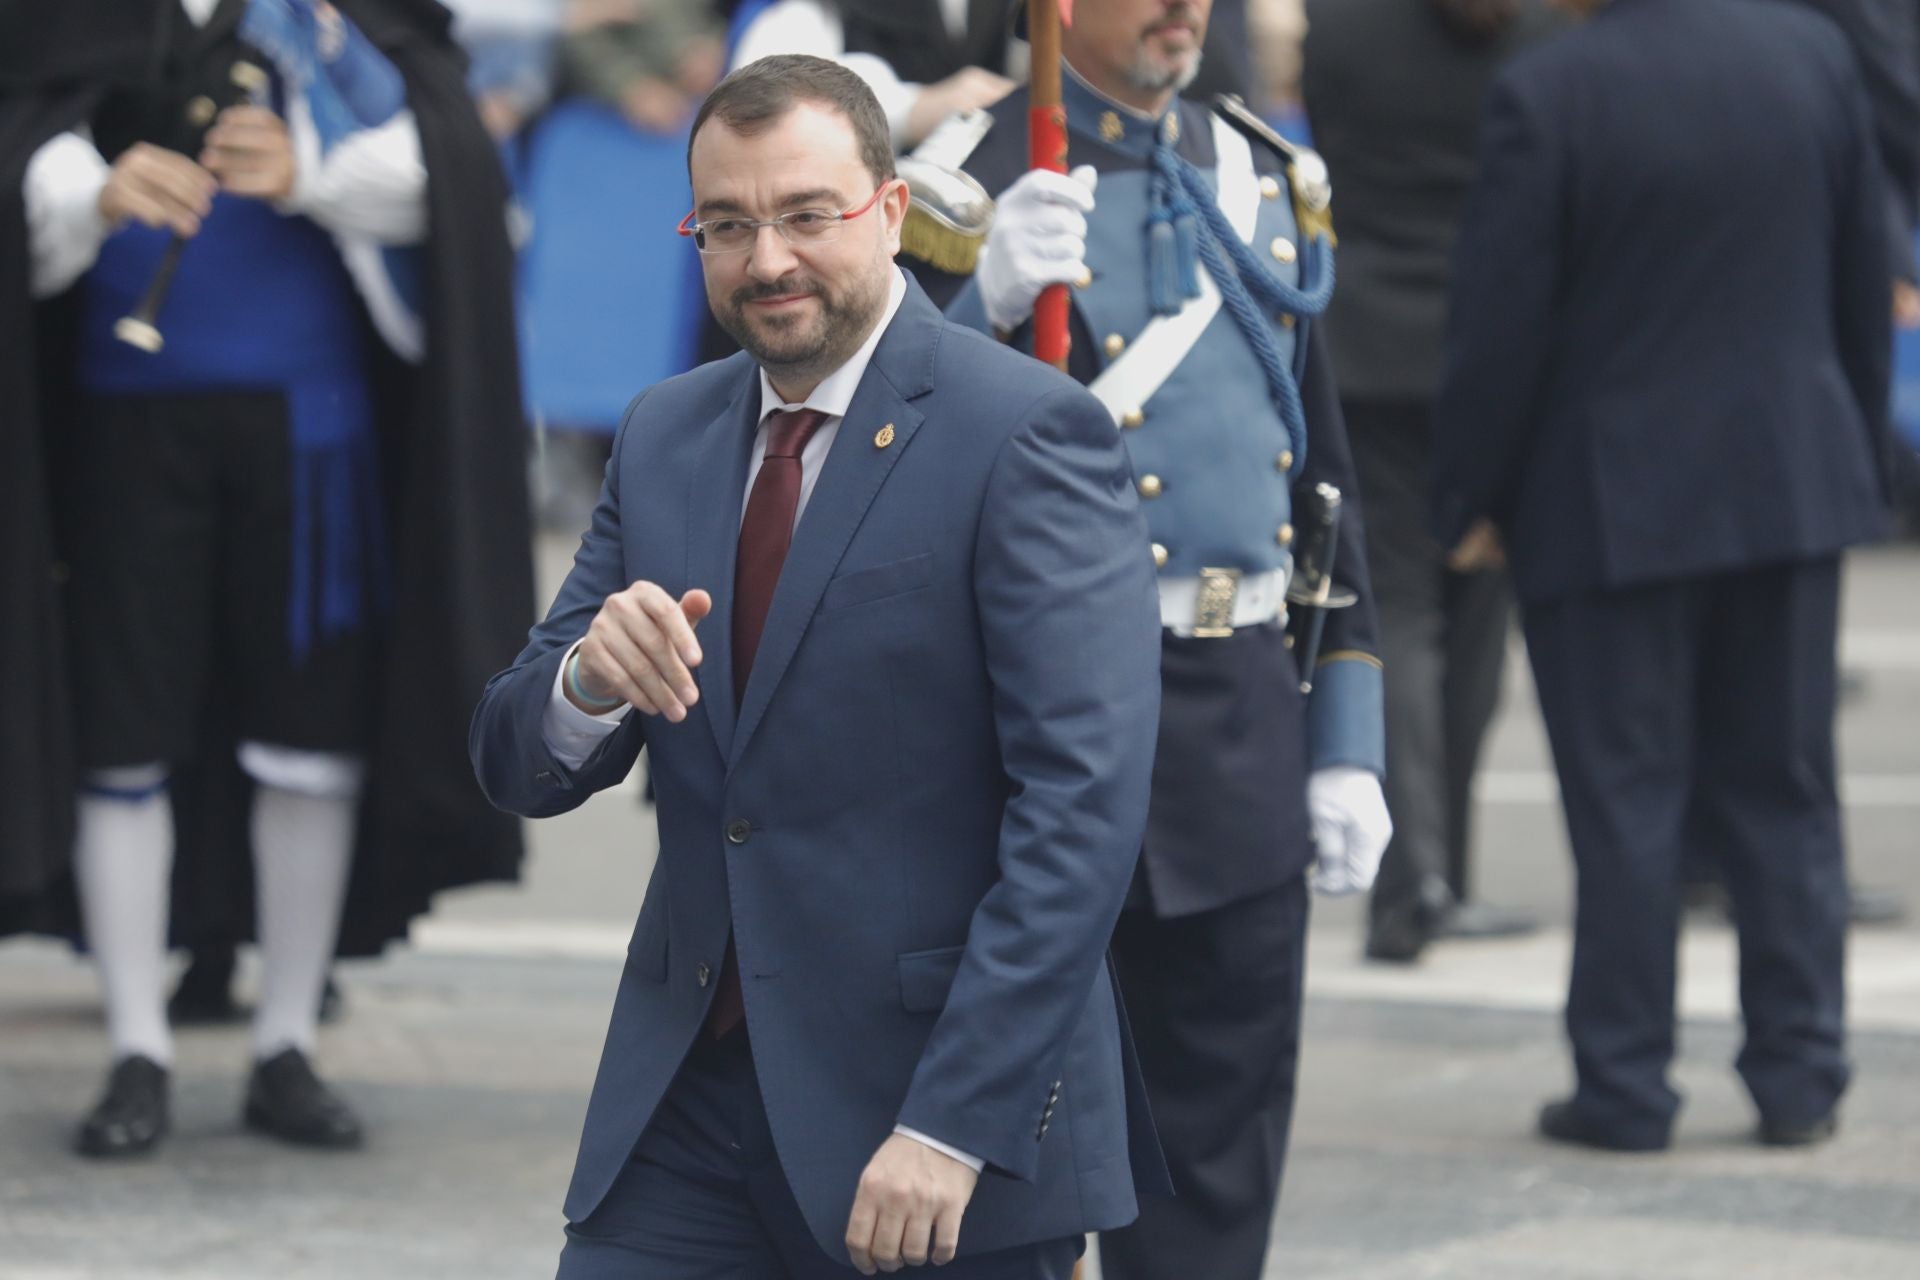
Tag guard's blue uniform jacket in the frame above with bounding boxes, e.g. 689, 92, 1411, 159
916, 71, 1385, 915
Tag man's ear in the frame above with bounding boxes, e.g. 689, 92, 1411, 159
880, 177, 911, 254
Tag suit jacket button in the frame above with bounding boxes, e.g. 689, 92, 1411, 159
726, 819, 752, 845
697, 963, 712, 987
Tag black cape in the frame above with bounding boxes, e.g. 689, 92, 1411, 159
0, 0, 533, 954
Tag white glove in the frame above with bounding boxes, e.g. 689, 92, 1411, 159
978, 164, 1098, 333
1307, 766, 1393, 897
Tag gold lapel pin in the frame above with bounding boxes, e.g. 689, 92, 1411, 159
874, 424, 896, 449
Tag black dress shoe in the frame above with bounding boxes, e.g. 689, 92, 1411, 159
169, 946, 247, 1026
1364, 925, 1428, 963
75, 1055, 170, 1158
1537, 1099, 1669, 1153
244, 1048, 364, 1149
1759, 1111, 1838, 1148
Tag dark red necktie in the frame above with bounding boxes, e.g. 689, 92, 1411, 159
708, 407, 828, 1038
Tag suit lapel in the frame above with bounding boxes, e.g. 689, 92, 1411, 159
685, 371, 759, 764
727, 282, 944, 769
729, 380, 924, 769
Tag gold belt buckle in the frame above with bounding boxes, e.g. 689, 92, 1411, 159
1193, 567, 1242, 638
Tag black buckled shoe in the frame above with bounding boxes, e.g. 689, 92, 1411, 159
243, 1048, 364, 1149
75, 1055, 170, 1158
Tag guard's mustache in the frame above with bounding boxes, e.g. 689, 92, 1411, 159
733, 277, 824, 306
1146, 3, 1201, 35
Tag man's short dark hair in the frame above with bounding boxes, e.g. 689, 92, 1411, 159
689, 54, 896, 188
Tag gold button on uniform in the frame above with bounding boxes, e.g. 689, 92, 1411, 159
1138, 474, 1164, 500
1104, 333, 1126, 358
1277, 523, 1294, 546
1121, 407, 1145, 429
1281, 315, 1296, 330
186, 95, 217, 126
1074, 267, 1093, 289
1100, 111, 1125, 143
1259, 176, 1281, 200
1270, 237, 1297, 264
1276, 450, 1294, 473
1151, 543, 1169, 569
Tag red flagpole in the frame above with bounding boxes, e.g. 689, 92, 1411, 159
1027, 0, 1070, 370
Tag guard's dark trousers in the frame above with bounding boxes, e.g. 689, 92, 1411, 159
1100, 877, 1308, 1280
1522, 557, 1852, 1145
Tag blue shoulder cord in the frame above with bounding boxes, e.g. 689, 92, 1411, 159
1148, 134, 1334, 475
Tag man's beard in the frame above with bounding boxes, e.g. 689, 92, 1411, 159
714, 265, 886, 383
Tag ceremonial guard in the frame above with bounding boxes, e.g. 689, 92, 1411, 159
0, 0, 531, 1156
909, 2, 1391, 1274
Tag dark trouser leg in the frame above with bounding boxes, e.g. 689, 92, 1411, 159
1440, 563, 1512, 901
1692, 560, 1850, 1126
1522, 584, 1696, 1143
560, 1032, 1080, 1280
557, 1033, 788, 1280
1100, 878, 1309, 1280
1346, 400, 1453, 947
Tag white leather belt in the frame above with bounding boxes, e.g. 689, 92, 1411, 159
1159, 565, 1290, 637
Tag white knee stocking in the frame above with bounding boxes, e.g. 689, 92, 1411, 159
73, 768, 175, 1067
248, 782, 359, 1060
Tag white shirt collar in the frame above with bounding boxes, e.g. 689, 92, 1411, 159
757, 267, 909, 423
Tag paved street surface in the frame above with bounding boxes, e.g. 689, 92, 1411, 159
4, 542, 1919, 1279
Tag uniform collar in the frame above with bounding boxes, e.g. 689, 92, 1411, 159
1061, 59, 1181, 159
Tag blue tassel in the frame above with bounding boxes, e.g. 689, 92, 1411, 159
1172, 206, 1201, 299
1148, 217, 1182, 317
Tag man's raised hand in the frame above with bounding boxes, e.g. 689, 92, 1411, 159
568, 584, 712, 721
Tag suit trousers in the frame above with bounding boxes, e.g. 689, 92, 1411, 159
1521, 558, 1852, 1143
556, 1029, 1082, 1279
1346, 398, 1512, 938
1099, 875, 1309, 1280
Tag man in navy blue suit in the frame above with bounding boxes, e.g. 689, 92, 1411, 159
472, 53, 1166, 1278
1435, 0, 1897, 1152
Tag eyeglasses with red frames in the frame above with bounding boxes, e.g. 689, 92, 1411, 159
677, 183, 896, 255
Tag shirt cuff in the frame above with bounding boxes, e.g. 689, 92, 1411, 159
282, 106, 428, 246
543, 642, 630, 771
892, 1125, 985, 1174
24, 131, 111, 299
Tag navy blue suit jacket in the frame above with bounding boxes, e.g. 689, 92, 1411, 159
471, 279, 1168, 1261
1434, 0, 1896, 604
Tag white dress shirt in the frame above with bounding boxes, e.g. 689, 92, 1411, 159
538, 269, 982, 1174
